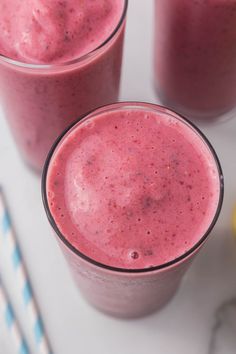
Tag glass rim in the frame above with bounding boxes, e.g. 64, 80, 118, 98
0, 0, 128, 69
41, 101, 224, 274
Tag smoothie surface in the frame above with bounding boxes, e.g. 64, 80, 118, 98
46, 107, 220, 269
0, 0, 124, 64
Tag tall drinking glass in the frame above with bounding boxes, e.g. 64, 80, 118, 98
154, 0, 236, 122
42, 102, 223, 318
0, 1, 128, 172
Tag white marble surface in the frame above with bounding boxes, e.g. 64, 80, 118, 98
0, 1, 236, 353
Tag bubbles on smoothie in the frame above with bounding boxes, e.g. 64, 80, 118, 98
47, 190, 55, 199
84, 119, 95, 129
129, 250, 139, 260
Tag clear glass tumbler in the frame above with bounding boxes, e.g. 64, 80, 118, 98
154, 0, 236, 122
42, 102, 224, 318
0, 1, 128, 172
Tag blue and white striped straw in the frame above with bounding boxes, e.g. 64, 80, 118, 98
0, 187, 52, 354
0, 276, 29, 354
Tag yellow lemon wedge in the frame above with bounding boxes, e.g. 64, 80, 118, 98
232, 205, 236, 238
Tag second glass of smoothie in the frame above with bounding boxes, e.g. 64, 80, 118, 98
154, 0, 236, 122
42, 102, 223, 318
0, 0, 127, 171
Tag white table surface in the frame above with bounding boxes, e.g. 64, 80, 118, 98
0, 1, 236, 354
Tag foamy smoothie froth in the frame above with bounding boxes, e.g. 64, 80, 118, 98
0, 0, 123, 63
46, 104, 220, 270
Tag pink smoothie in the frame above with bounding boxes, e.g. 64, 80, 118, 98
46, 105, 220, 269
0, 0, 123, 64
0, 0, 126, 171
154, 0, 236, 121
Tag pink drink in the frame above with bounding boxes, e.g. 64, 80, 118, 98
42, 102, 223, 317
154, 0, 236, 121
0, 0, 127, 171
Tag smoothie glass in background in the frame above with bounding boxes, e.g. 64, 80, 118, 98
154, 0, 236, 122
0, 0, 128, 172
42, 102, 223, 318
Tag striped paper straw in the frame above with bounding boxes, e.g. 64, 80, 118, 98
0, 276, 29, 354
0, 187, 52, 354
